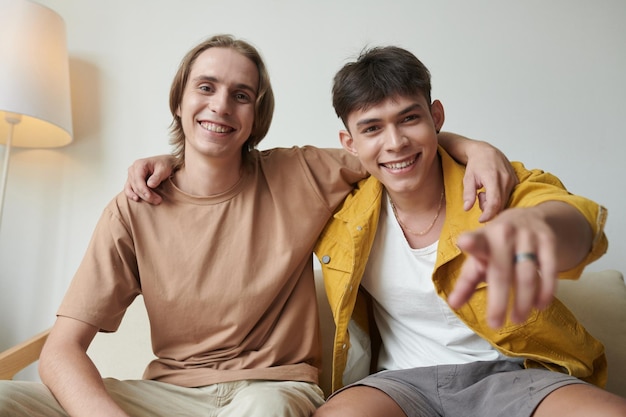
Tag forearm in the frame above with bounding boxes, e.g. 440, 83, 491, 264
438, 132, 516, 221
39, 319, 130, 417
39, 346, 128, 417
533, 201, 593, 272
40, 348, 128, 417
438, 131, 477, 164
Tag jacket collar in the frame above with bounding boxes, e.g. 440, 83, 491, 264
332, 147, 485, 266
333, 175, 383, 224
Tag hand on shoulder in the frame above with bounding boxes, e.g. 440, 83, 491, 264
124, 155, 176, 205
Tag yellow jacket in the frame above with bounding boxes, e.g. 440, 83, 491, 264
314, 147, 608, 393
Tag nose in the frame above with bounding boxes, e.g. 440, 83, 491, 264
386, 126, 408, 151
209, 89, 232, 115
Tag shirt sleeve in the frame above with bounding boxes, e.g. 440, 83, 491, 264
57, 194, 141, 332
508, 162, 608, 278
298, 146, 369, 210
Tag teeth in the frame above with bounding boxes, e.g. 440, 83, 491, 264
199, 121, 233, 133
384, 158, 415, 170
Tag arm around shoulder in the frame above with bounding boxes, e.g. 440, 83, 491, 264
124, 154, 177, 205
438, 132, 517, 221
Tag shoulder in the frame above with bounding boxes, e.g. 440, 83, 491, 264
511, 162, 567, 188
100, 189, 162, 227
255, 146, 353, 164
252, 146, 363, 177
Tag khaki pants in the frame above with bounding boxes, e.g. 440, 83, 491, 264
0, 378, 325, 417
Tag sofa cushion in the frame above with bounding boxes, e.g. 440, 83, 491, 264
555, 269, 626, 397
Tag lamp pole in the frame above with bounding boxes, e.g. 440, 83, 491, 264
0, 112, 22, 232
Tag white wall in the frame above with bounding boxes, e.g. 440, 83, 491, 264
1, 0, 625, 380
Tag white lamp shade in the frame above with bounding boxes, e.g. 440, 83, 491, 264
0, 0, 73, 148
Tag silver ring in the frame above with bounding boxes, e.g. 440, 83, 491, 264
514, 252, 538, 264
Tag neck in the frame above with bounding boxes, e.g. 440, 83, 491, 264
387, 176, 445, 239
387, 152, 443, 212
387, 167, 444, 213
174, 156, 244, 196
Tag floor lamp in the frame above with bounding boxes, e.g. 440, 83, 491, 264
0, 0, 73, 233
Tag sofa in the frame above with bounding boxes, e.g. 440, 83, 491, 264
1, 269, 625, 399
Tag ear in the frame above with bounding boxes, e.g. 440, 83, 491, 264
175, 105, 182, 118
339, 130, 358, 155
430, 100, 445, 133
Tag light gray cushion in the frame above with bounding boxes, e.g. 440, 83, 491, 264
556, 269, 626, 397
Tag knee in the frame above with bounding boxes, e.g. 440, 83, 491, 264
313, 397, 364, 417
227, 381, 324, 417
312, 401, 341, 417
313, 401, 362, 417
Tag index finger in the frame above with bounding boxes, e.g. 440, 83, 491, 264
448, 231, 490, 309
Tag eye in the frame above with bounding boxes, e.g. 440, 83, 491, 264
361, 125, 380, 134
199, 84, 214, 93
402, 114, 420, 123
234, 92, 253, 103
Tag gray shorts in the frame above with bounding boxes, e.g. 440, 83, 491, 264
331, 360, 586, 417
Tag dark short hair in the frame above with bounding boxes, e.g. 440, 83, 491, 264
332, 46, 432, 128
169, 34, 275, 168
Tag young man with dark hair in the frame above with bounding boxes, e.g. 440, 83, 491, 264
313, 45, 625, 417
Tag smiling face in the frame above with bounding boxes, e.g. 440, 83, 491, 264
176, 47, 259, 166
340, 94, 445, 196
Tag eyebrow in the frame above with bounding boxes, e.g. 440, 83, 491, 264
193, 75, 257, 96
355, 102, 425, 128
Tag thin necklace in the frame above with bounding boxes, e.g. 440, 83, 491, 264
390, 190, 445, 236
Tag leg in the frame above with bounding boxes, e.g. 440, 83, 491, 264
433, 361, 626, 417
314, 386, 408, 417
218, 380, 325, 417
315, 367, 441, 417
0, 378, 208, 417
103, 378, 209, 416
0, 380, 68, 417
0, 378, 204, 417
533, 383, 626, 417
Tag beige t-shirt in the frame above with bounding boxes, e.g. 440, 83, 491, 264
58, 146, 365, 388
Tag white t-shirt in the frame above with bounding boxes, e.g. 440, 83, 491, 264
361, 193, 509, 371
